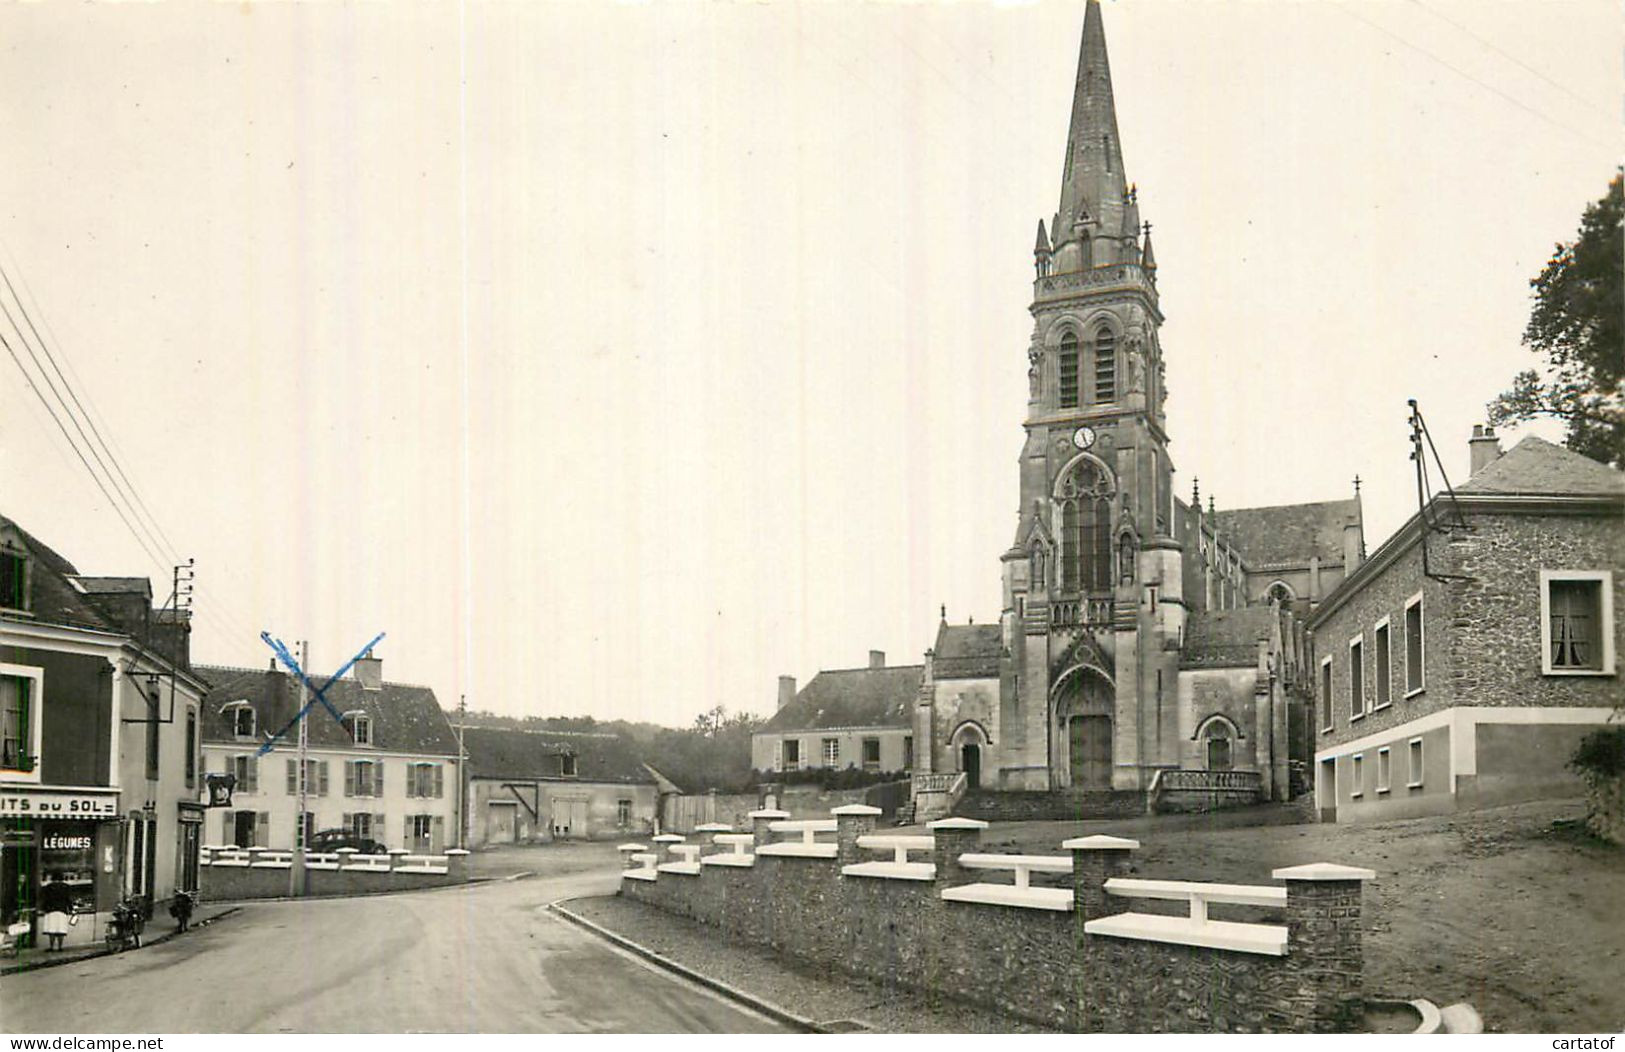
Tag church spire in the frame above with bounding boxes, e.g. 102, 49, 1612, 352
1055, 0, 1129, 250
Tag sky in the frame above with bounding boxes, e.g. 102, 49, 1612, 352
1, 0, 1618, 729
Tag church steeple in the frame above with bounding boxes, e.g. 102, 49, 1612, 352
1054, 0, 1131, 258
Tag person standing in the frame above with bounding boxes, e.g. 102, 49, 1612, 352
38, 873, 72, 952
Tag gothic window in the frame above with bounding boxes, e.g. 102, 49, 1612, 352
1058, 332, 1080, 409
1094, 326, 1117, 403
1057, 460, 1113, 593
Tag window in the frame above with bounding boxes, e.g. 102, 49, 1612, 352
1404, 592, 1425, 696
1350, 754, 1364, 798
1542, 571, 1615, 675
0, 546, 27, 611
1058, 460, 1113, 593
228, 703, 256, 739
1, 673, 34, 773
409, 814, 434, 846
185, 708, 198, 787
782, 739, 800, 771
822, 737, 840, 767
1058, 332, 1080, 408
297, 811, 315, 849
902, 735, 914, 771
1203, 721, 1233, 771
346, 759, 381, 798
342, 712, 372, 746
407, 762, 444, 798
1093, 326, 1116, 403
559, 753, 577, 778
1319, 657, 1333, 732
862, 738, 881, 770
1373, 619, 1392, 710
1348, 637, 1365, 720
286, 758, 328, 797
351, 812, 373, 841
1407, 738, 1424, 788
617, 799, 632, 826
1376, 747, 1391, 794
232, 754, 259, 793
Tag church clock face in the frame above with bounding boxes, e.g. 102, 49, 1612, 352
1072, 426, 1096, 450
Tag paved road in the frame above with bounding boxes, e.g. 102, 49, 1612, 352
1, 857, 784, 1033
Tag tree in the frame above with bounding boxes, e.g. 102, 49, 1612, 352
1487, 171, 1624, 467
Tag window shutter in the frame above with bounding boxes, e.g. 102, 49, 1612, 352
342, 811, 351, 835
223, 811, 233, 844
344, 761, 356, 797
247, 757, 259, 792
406, 765, 416, 799
287, 759, 297, 795
374, 762, 383, 798
432, 815, 444, 852
256, 812, 270, 848
319, 761, 330, 796
434, 765, 444, 799
404, 815, 412, 846
374, 813, 386, 846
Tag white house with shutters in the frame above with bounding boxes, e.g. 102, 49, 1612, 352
196, 659, 461, 852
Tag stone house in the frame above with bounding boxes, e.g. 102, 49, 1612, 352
1306, 431, 1622, 822
2, 514, 207, 947
463, 726, 661, 846
752, 651, 918, 777
196, 660, 461, 852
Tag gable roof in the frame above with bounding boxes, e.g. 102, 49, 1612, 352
932, 622, 1003, 680
461, 725, 656, 784
1210, 498, 1361, 570
758, 664, 922, 734
0, 514, 117, 633
195, 664, 458, 756
1458, 435, 1624, 497
1180, 607, 1274, 669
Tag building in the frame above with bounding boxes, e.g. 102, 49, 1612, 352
196, 660, 460, 852
463, 726, 661, 846
2, 515, 207, 947
913, 0, 1349, 807
752, 651, 919, 776
1307, 430, 1622, 822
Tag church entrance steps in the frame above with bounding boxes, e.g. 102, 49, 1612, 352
951, 789, 1147, 823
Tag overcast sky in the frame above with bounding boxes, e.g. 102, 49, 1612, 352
2, 0, 1617, 728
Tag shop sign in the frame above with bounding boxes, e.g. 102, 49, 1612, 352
0, 789, 119, 819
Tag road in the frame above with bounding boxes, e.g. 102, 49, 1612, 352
1, 852, 785, 1033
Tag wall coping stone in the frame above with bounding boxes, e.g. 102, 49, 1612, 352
830, 804, 883, 816
1272, 862, 1377, 881
747, 809, 791, 819
1062, 835, 1141, 850
657, 862, 702, 876
842, 860, 935, 881
694, 822, 733, 832
1085, 912, 1288, 956
622, 870, 658, 882
700, 854, 755, 868
927, 817, 989, 830
653, 833, 687, 843
757, 842, 838, 859
444, 849, 470, 856
617, 843, 648, 852
941, 883, 1073, 911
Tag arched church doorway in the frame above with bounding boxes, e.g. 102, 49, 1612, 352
1055, 668, 1114, 790
1199, 716, 1237, 771
950, 722, 989, 791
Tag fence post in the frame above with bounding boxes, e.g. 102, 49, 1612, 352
927, 817, 987, 886
694, 822, 732, 858
1274, 862, 1375, 1033
748, 809, 789, 851
444, 848, 470, 883
832, 804, 881, 865
1061, 834, 1139, 921
652, 833, 685, 867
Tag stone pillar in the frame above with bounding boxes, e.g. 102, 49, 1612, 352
387, 848, 409, 873
832, 804, 881, 866
748, 809, 789, 850
444, 848, 470, 883
694, 822, 731, 857
1062, 834, 1139, 920
928, 817, 988, 886
1274, 863, 1376, 1033
652, 833, 685, 867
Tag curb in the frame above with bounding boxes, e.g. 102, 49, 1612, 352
547, 898, 826, 1034
0, 906, 243, 977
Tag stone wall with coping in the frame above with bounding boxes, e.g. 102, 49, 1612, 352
620, 813, 1371, 1033
200, 850, 469, 901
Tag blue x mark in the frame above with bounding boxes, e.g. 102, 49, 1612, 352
255, 630, 387, 757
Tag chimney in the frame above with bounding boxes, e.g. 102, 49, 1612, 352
869, 649, 886, 669
777, 675, 796, 710
1469, 424, 1503, 477
353, 651, 383, 691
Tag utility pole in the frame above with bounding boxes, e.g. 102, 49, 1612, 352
291, 640, 310, 897
456, 693, 468, 849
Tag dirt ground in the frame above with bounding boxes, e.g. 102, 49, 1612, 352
983, 797, 1625, 1033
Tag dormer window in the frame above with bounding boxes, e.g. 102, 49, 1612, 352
342, 711, 373, 747
1, 542, 28, 613
225, 702, 256, 739
560, 753, 577, 778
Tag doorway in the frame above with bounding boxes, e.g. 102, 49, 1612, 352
1068, 715, 1113, 789
488, 802, 516, 844
960, 743, 981, 790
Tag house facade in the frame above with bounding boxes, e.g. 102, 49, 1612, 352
196, 660, 460, 852
752, 652, 918, 777
1307, 431, 1623, 822
463, 726, 659, 846
2, 515, 206, 948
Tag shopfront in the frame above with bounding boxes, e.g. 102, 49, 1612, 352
0, 787, 121, 948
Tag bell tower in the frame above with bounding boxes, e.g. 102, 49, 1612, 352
999, 0, 1184, 793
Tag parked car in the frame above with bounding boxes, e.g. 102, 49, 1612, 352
308, 830, 388, 854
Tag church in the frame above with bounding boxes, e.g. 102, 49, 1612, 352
909, 0, 1365, 814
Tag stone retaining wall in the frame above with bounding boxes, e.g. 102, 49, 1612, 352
952, 789, 1146, 822
200, 851, 469, 901
622, 812, 1371, 1033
